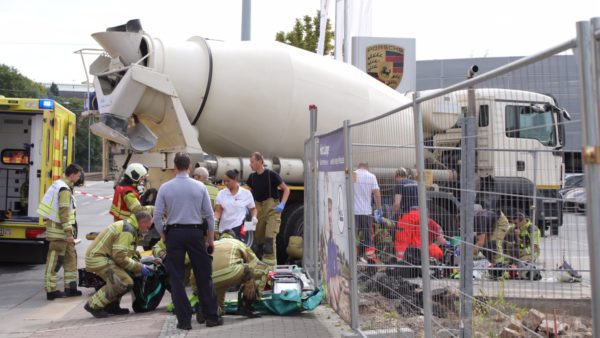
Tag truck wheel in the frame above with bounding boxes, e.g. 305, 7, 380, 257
277, 206, 294, 263
277, 204, 303, 264
428, 202, 457, 238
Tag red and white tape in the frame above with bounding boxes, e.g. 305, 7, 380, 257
75, 191, 113, 200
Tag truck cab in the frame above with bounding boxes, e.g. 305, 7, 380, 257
0, 97, 76, 263
431, 89, 566, 236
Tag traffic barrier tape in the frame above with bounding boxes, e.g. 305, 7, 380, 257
75, 191, 112, 200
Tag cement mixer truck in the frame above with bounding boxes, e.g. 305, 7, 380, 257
87, 20, 568, 261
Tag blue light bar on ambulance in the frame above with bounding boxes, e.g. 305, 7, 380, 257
39, 99, 54, 109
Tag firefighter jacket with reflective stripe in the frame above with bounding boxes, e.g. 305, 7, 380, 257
152, 239, 190, 265
85, 218, 142, 274
152, 239, 166, 259
37, 178, 76, 239
519, 219, 541, 260
110, 185, 141, 220
205, 182, 219, 209
489, 211, 510, 264
212, 238, 269, 292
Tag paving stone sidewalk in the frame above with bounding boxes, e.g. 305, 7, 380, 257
160, 305, 350, 338
25, 293, 351, 338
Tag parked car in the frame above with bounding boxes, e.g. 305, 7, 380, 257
562, 187, 586, 213
563, 173, 585, 190
559, 173, 585, 214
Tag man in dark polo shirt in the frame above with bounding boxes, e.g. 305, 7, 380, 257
154, 152, 221, 330
246, 152, 290, 267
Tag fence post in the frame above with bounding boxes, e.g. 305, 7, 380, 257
528, 150, 538, 280
308, 105, 319, 284
577, 18, 600, 338
343, 119, 360, 330
412, 92, 434, 338
312, 137, 320, 283
460, 68, 478, 338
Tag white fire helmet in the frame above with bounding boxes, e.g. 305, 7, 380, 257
125, 163, 148, 182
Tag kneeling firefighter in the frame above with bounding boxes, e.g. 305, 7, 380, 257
473, 208, 510, 265
110, 163, 153, 221
202, 236, 269, 321
84, 211, 154, 318
152, 238, 199, 310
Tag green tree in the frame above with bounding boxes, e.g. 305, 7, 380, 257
0, 64, 46, 98
275, 10, 334, 55
47, 82, 60, 97
54, 97, 103, 172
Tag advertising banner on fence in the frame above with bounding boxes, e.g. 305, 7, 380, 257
318, 128, 352, 324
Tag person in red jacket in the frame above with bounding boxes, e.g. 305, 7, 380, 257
394, 208, 445, 261
110, 163, 153, 221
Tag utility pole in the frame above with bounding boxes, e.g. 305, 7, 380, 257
241, 0, 251, 41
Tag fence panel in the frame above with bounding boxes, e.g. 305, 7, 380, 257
304, 21, 600, 337
313, 48, 592, 338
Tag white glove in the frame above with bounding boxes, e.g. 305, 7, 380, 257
252, 216, 258, 226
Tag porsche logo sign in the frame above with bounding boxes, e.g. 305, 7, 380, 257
366, 44, 404, 89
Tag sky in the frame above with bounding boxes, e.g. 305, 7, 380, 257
1, 0, 598, 84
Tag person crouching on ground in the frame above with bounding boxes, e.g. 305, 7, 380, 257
507, 212, 541, 263
83, 211, 154, 318
207, 236, 269, 319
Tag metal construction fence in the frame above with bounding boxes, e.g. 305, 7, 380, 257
303, 18, 600, 338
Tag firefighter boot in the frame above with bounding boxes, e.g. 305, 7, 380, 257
84, 303, 109, 318
46, 290, 66, 300
64, 281, 82, 297
238, 298, 261, 318
105, 301, 130, 315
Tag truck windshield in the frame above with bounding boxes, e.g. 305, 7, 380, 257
505, 105, 557, 146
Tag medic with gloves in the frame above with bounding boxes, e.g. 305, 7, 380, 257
84, 211, 154, 318
246, 152, 290, 267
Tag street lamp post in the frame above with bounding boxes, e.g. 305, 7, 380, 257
88, 116, 91, 172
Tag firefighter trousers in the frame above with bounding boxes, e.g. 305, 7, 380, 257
44, 239, 77, 292
213, 264, 248, 315
86, 262, 133, 310
255, 198, 281, 266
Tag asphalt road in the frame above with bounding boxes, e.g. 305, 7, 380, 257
0, 180, 114, 338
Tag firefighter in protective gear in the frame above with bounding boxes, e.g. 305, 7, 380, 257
84, 211, 154, 318
246, 152, 290, 267
209, 237, 269, 318
508, 213, 541, 263
110, 163, 153, 221
192, 167, 219, 209
37, 163, 84, 300
473, 208, 510, 264
158, 234, 267, 318
152, 239, 197, 295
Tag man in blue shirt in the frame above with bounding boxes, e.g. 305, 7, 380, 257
154, 152, 221, 330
